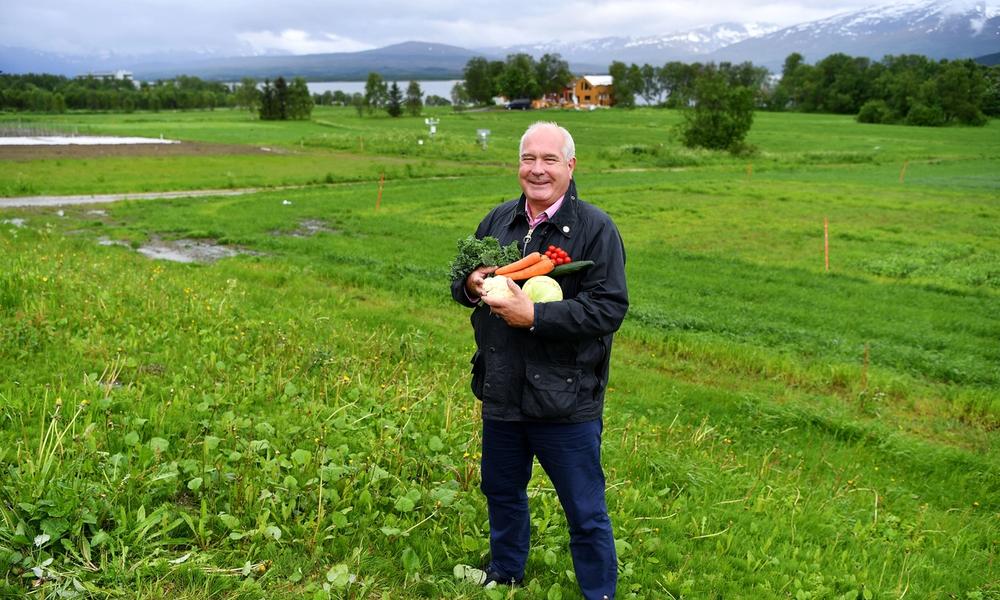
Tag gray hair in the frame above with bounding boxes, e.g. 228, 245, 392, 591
519, 122, 576, 161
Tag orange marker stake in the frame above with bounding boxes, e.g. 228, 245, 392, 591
375, 172, 385, 211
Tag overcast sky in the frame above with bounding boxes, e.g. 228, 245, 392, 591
5, 0, 893, 56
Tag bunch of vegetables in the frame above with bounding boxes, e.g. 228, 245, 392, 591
482, 274, 563, 302
450, 236, 593, 304
495, 252, 554, 281
544, 245, 571, 265
449, 236, 521, 281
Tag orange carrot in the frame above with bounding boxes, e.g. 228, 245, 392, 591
504, 256, 555, 281
495, 251, 542, 276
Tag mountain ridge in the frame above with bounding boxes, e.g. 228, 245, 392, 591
1, 1, 997, 79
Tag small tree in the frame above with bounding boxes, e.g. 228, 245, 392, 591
450, 82, 469, 111
273, 77, 289, 120
405, 81, 423, 116
286, 77, 313, 120
364, 72, 387, 114
609, 61, 642, 108
498, 53, 540, 101
259, 79, 277, 120
386, 82, 403, 117
351, 92, 365, 117
463, 57, 503, 105
535, 53, 573, 98
680, 68, 755, 153
235, 77, 261, 113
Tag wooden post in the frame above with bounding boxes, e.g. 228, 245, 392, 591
899, 160, 908, 183
375, 172, 385, 211
746, 163, 753, 180
824, 217, 830, 272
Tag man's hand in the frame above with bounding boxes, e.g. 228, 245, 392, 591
465, 265, 497, 299
481, 277, 535, 329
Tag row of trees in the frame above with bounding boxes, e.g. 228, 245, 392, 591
608, 53, 998, 126
360, 74, 426, 117
0, 74, 235, 112
231, 76, 313, 120
313, 89, 451, 109
609, 60, 769, 109
777, 53, 996, 125
454, 54, 574, 105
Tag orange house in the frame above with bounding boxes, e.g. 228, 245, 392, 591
573, 75, 613, 107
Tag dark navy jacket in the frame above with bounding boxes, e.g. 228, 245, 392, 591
450, 179, 629, 422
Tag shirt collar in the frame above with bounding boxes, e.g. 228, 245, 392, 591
510, 179, 580, 239
525, 194, 565, 229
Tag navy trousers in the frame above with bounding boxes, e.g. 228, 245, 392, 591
481, 418, 616, 600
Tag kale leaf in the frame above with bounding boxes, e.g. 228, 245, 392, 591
449, 236, 521, 281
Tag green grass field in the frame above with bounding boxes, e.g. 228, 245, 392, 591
1, 106, 998, 599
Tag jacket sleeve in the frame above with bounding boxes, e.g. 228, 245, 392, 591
450, 214, 493, 308
532, 216, 628, 340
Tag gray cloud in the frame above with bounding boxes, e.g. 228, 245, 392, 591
2, 0, 884, 56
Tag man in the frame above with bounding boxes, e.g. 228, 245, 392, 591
450, 122, 628, 600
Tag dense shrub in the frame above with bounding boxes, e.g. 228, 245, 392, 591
905, 103, 947, 126
680, 69, 755, 152
857, 99, 893, 123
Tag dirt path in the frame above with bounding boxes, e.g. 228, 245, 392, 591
0, 188, 273, 208
0, 141, 278, 161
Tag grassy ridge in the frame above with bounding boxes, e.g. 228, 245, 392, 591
1, 108, 998, 599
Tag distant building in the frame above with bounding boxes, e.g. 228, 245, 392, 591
573, 75, 613, 107
78, 70, 134, 81
496, 75, 615, 110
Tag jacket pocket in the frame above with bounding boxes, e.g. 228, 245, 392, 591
470, 350, 484, 400
522, 364, 582, 419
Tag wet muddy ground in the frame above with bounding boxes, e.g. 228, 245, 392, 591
275, 219, 339, 237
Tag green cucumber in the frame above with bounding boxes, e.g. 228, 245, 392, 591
549, 260, 595, 277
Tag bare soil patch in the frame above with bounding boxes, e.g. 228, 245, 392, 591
0, 141, 279, 161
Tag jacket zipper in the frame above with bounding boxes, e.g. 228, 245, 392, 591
522, 226, 535, 255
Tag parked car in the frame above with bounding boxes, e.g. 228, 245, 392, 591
505, 98, 532, 110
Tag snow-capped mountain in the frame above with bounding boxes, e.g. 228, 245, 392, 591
710, 0, 1000, 70
2, 0, 996, 79
479, 23, 779, 68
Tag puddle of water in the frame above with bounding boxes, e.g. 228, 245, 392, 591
96, 235, 252, 263
3, 218, 26, 228
274, 219, 338, 238
97, 237, 131, 248
137, 239, 242, 263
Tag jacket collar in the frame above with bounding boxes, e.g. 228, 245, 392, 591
510, 179, 580, 239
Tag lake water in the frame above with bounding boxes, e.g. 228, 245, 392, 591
307, 80, 461, 99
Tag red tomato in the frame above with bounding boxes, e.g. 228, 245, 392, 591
548, 245, 557, 252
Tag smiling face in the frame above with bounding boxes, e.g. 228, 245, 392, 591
518, 125, 575, 213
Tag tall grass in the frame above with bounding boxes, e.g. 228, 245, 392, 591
1, 108, 997, 598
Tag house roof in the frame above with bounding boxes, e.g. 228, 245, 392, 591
582, 75, 613, 87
